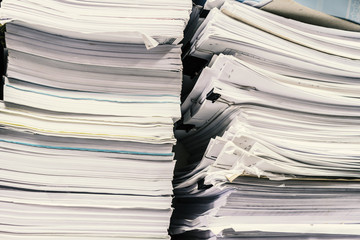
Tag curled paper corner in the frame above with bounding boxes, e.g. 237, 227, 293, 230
225, 173, 242, 182
140, 33, 159, 50
225, 170, 261, 182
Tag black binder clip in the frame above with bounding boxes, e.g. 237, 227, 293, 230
206, 89, 221, 103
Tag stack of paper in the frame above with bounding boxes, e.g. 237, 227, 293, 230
1, 0, 192, 45
171, 1, 360, 239
0, 0, 192, 239
203, 0, 360, 31
171, 175, 360, 239
178, 53, 360, 179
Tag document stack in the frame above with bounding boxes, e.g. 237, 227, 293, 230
0, 0, 191, 239
171, 1, 360, 239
